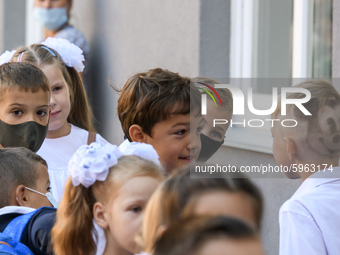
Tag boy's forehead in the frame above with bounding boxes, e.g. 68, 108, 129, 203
1, 87, 50, 102
2, 86, 50, 99
166, 113, 191, 124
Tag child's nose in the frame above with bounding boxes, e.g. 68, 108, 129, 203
26, 113, 40, 123
49, 94, 56, 107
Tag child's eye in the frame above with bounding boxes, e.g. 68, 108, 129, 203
175, 129, 187, 135
53, 86, 62, 92
47, 186, 52, 192
130, 206, 142, 213
12, 110, 23, 116
37, 110, 48, 117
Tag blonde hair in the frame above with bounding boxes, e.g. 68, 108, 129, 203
153, 215, 260, 255
11, 44, 95, 132
51, 155, 163, 255
273, 80, 340, 157
192, 77, 233, 114
273, 80, 339, 117
141, 167, 263, 253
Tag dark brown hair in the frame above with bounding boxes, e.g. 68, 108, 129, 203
0, 147, 47, 208
117, 68, 201, 141
0, 62, 50, 102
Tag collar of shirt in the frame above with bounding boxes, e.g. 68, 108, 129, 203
0, 206, 35, 216
293, 166, 340, 198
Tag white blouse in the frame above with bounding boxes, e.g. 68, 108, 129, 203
37, 124, 109, 202
279, 167, 340, 255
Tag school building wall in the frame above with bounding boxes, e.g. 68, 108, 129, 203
1, 0, 340, 254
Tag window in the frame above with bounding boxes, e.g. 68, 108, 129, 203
225, 0, 332, 154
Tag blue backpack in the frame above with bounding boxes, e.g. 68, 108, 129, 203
0, 209, 42, 255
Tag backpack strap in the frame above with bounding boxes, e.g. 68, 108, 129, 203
0, 232, 34, 255
3, 208, 43, 242
87, 132, 97, 145
0, 241, 11, 247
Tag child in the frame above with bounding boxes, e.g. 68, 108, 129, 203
140, 166, 263, 253
7, 38, 109, 202
193, 77, 233, 162
271, 80, 340, 255
153, 215, 264, 255
33, 0, 90, 66
117, 68, 204, 173
0, 62, 50, 152
51, 142, 163, 255
0, 147, 57, 255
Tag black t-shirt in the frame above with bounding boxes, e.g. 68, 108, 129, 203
0, 207, 56, 255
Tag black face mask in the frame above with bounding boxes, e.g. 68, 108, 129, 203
0, 120, 48, 152
197, 133, 224, 163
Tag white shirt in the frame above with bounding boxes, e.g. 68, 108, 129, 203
37, 124, 109, 202
0, 206, 35, 216
279, 167, 340, 255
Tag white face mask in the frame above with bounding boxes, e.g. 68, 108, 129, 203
34, 7, 68, 31
25, 187, 59, 208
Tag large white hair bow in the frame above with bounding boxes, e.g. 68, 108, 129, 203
68, 142, 160, 188
119, 142, 160, 165
42, 37, 85, 72
0, 50, 16, 66
68, 143, 122, 188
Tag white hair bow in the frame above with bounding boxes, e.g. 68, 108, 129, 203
68, 141, 160, 188
42, 37, 85, 72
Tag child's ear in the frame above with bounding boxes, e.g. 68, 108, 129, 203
156, 225, 167, 239
129, 124, 148, 143
93, 202, 109, 229
15, 185, 29, 207
284, 137, 296, 161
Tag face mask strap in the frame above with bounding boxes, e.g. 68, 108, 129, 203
25, 187, 59, 208
25, 187, 46, 197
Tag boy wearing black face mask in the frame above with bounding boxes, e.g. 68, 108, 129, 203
0, 147, 57, 255
193, 77, 233, 162
0, 62, 51, 152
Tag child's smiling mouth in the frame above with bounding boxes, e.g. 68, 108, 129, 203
178, 155, 196, 162
50, 110, 61, 117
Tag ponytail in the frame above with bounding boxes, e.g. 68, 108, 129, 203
51, 178, 97, 255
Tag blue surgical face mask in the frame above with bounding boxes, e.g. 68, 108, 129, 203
25, 187, 59, 208
34, 7, 68, 31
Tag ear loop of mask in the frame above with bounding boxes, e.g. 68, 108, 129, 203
15, 197, 20, 206
25, 187, 59, 208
